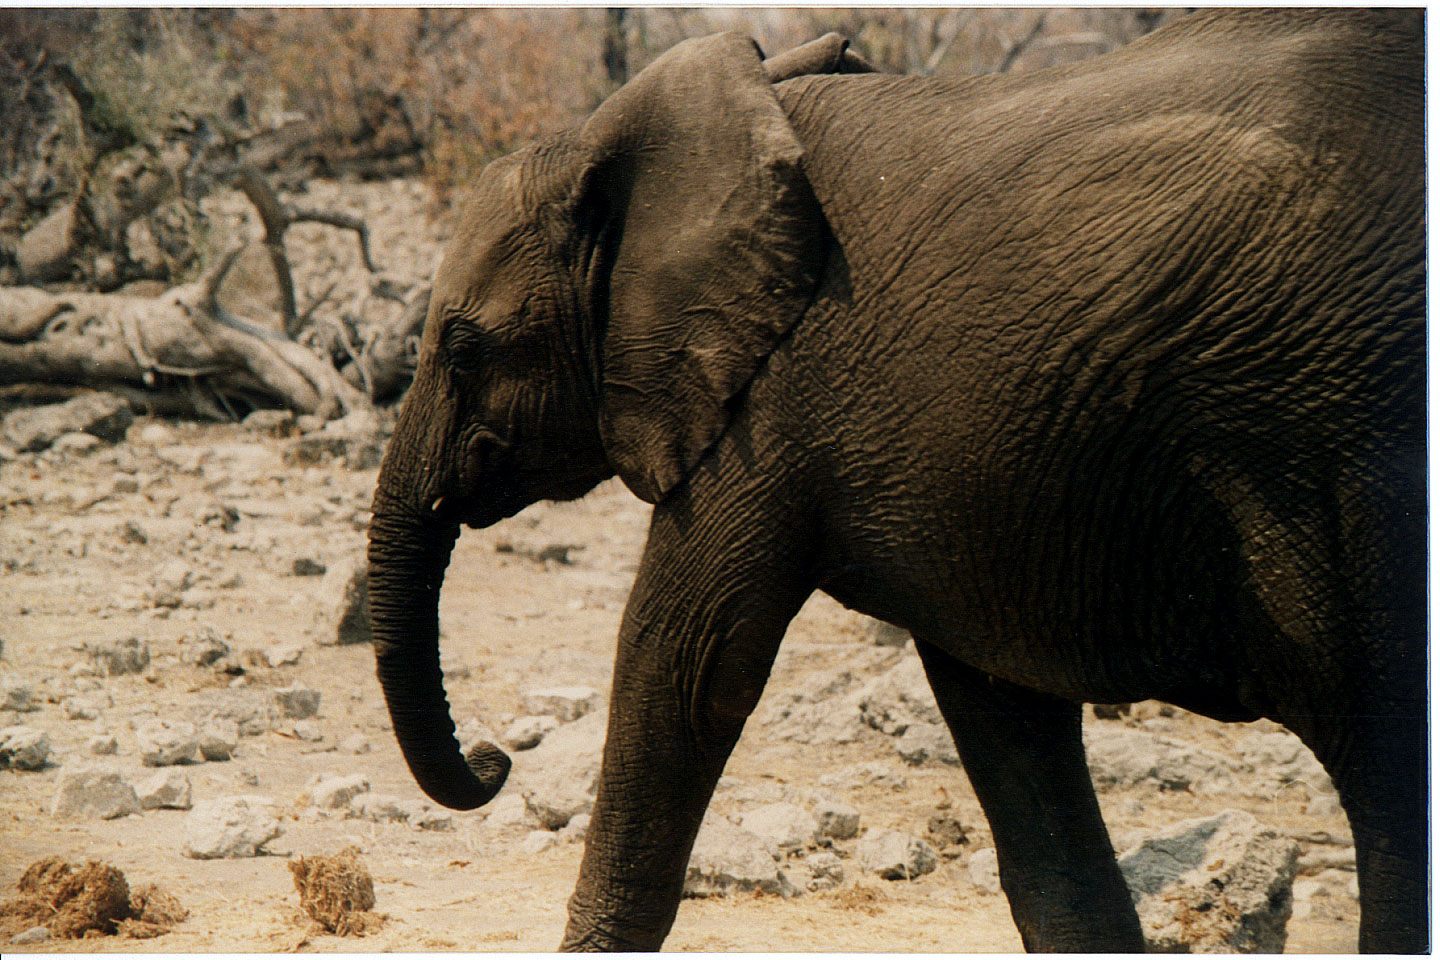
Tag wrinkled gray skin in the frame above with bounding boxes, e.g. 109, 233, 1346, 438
368, 11, 1425, 953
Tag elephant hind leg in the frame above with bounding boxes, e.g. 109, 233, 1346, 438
914, 641, 1145, 952
1305, 705, 1429, 953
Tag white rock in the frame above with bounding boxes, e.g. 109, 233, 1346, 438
819, 760, 909, 792
0, 725, 50, 770
1084, 726, 1237, 794
2, 684, 39, 712
274, 684, 320, 719
136, 719, 200, 766
90, 636, 150, 676
1118, 809, 1300, 953
10, 925, 49, 944
894, 721, 961, 766
198, 717, 239, 761
968, 847, 1002, 894
812, 795, 861, 840
502, 715, 559, 751
310, 773, 370, 809
1236, 731, 1335, 795
292, 720, 323, 742
759, 665, 871, 745
411, 806, 454, 831
856, 829, 938, 880
514, 710, 605, 829
520, 685, 599, 722
136, 769, 192, 809
804, 851, 845, 891
483, 793, 538, 834
685, 815, 792, 898
320, 558, 370, 646
87, 734, 119, 755
265, 643, 304, 667
521, 829, 558, 856
51, 768, 141, 818
63, 692, 111, 720
183, 796, 283, 859
337, 733, 371, 755
738, 802, 820, 855
858, 656, 943, 735
560, 813, 591, 843
352, 793, 409, 822
180, 628, 229, 666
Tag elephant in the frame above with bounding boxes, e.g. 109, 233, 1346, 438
367, 9, 1426, 953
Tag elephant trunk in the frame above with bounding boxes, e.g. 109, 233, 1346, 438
367, 505, 511, 810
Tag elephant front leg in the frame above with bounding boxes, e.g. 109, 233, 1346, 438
914, 641, 1145, 952
559, 516, 812, 951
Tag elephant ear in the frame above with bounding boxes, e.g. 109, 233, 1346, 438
580, 32, 827, 503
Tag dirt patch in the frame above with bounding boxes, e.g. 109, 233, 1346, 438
288, 847, 383, 935
0, 857, 187, 940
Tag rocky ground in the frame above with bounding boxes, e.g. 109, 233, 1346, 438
0, 179, 1363, 954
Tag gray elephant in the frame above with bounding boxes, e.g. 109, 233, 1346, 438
367, 9, 1425, 953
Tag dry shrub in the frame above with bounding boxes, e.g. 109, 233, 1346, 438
118, 883, 191, 939
0, 857, 187, 940
288, 846, 383, 936
827, 879, 890, 916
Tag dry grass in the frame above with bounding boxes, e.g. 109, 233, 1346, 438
0, 856, 188, 940
288, 846, 383, 936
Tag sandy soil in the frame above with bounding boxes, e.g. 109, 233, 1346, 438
0, 179, 1362, 954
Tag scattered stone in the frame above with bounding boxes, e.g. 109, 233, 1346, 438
1092, 702, 1132, 720
410, 805, 454, 831
0, 726, 51, 770
288, 847, 381, 935
87, 734, 119, 756
483, 794, 539, 835
292, 557, 327, 577
760, 664, 871, 745
51, 768, 141, 819
856, 829, 938, 881
560, 813, 591, 844
310, 773, 371, 809
866, 618, 911, 647
150, 561, 195, 608
351, 794, 409, 823
1118, 809, 1300, 953
183, 796, 283, 859
337, 733, 371, 755
684, 815, 793, 898
1, 393, 134, 453
136, 719, 199, 766
275, 685, 321, 719
738, 802, 820, 855
968, 847, 1002, 894
521, 830, 557, 856
265, 643, 304, 667
322, 559, 370, 646
242, 409, 298, 437
926, 814, 969, 849
520, 686, 599, 722
514, 710, 605, 829
135, 770, 192, 810
1084, 726, 1237, 794
2, 684, 39, 712
11, 925, 49, 944
196, 691, 274, 736
1236, 731, 1335, 795
812, 794, 861, 840
502, 715, 559, 751
858, 656, 943, 736
198, 717, 240, 761
50, 431, 102, 456
90, 637, 150, 676
894, 721, 960, 766
819, 761, 909, 792
292, 720, 324, 742
180, 628, 229, 666
63, 692, 111, 720
803, 851, 845, 891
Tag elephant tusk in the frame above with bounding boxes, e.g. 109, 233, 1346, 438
430, 497, 445, 514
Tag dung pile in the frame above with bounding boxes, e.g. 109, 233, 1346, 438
288, 847, 383, 935
0, 857, 188, 940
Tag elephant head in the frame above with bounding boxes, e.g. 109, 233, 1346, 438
367, 33, 840, 810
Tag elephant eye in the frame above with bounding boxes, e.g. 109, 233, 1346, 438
443, 321, 491, 372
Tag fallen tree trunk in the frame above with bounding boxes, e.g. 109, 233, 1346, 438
0, 249, 374, 420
